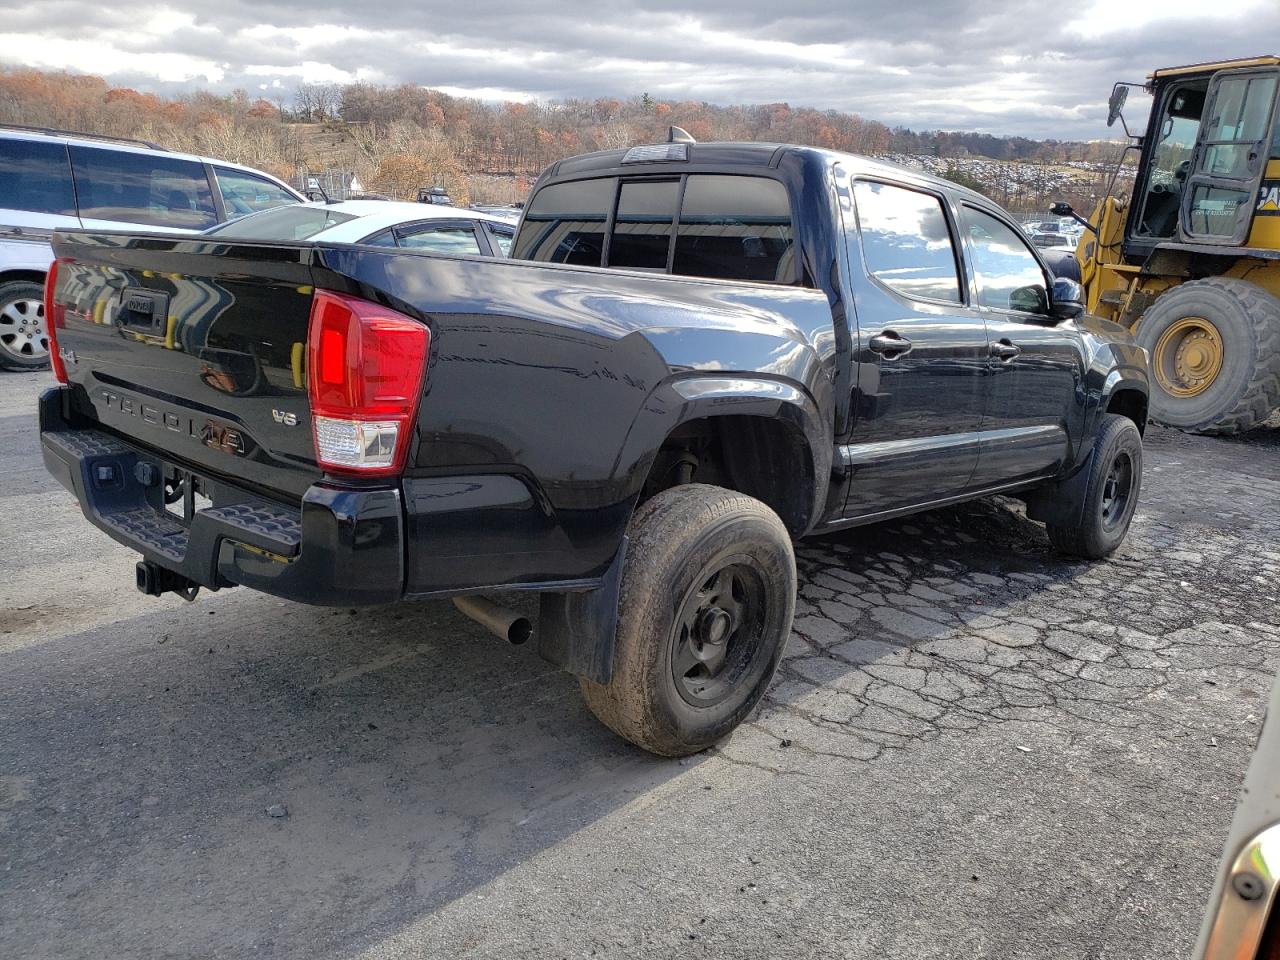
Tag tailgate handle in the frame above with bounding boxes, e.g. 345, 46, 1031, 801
118, 287, 170, 332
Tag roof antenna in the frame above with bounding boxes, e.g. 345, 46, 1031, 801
667, 125, 696, 144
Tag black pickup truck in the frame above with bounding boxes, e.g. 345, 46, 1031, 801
40, 140, 1149, 755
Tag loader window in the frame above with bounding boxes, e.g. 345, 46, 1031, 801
1135, 82, 1206, 239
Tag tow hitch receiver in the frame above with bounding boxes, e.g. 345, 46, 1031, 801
136, 561, 201, 601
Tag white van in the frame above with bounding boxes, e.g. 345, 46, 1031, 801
0, 125, 304, 370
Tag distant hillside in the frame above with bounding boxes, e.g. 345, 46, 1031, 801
0, 67, 1126, 210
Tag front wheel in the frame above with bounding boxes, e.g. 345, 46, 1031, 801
1046, 413, 1143, 560
580, 484, 796, 757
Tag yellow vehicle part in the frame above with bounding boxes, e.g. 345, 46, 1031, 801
1246, 159, 1280, 249
1151, 316, 1223, 397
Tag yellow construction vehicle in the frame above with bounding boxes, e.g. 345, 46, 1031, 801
1055, 55, 1280, 433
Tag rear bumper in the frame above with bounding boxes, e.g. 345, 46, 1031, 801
39, 387, 403, 606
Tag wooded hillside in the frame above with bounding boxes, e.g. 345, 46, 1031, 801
0, 68, 1123, 208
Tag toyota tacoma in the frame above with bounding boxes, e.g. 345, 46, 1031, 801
40, 138, 1149, 756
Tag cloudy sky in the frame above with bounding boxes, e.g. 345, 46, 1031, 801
2, 0, 1277, 139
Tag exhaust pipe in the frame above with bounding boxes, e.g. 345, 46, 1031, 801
452, 595, 533, 645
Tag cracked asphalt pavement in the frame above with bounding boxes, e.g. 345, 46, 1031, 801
1, 368, 1277, 959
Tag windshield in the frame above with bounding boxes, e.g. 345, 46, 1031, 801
206, 205, 358, 240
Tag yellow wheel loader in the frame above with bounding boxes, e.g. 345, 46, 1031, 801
1055, 56, 1280, 434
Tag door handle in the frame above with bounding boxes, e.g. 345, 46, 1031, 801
869, 331, 913, 358
990, 339, 1021, 361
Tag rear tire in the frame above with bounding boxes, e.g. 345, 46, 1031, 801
0, 280, 51, 371
1135, 278, 1280, 434
580, 484, 796, 757
1047, 413, 1143, 559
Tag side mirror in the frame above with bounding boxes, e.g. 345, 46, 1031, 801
1050, 277, 1085, 320
1107, 85, 1128, 128
1049, 201, 1073, 217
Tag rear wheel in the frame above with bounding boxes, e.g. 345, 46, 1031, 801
580, 484, 796, 757
0, 281, 51, 371
1135, 278, 1280, 434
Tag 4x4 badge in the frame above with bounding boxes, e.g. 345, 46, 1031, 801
271, 409, 298, 427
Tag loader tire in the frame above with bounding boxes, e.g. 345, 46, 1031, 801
1135, 277, 1280, 434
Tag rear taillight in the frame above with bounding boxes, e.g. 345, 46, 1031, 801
45, 258, 67, 383
306, 289, 430, 477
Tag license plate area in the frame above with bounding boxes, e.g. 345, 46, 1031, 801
162, 466, 212, 525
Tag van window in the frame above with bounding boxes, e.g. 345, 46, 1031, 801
70, 146, 217, 230
215, 167, 298, 217
609, 179, 678, 271
673, 175, 795, 283
0, 138, 75, 216
853, 181, 962, 303
513, 177, 615, 265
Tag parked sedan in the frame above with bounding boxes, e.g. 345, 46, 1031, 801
206, 200, 517, 256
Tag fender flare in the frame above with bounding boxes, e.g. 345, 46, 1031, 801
638, 373, 833, 533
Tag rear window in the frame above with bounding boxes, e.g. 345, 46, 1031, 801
610, 179, 679, 271
70, 146, 217, 230
207, 205, 357, 240
672, 175, 794, 283
0, 138, 75, 216
513, 173, 797, 284
512, 177, 614, 265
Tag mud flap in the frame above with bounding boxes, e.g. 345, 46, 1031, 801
1021, 450, 1096, 528
537, 536, 628, 684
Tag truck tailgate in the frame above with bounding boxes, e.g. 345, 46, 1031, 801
49, 232, 321, 500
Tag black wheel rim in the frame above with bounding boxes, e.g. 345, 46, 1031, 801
1100, 450, 1134, 531
670, 562, 768, 708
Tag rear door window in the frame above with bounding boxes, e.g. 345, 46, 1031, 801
214, 167, 298, 218
609, 179, 679, 271
396, 223, 484, 255
852, 181, 962, 303
673, 175, 795, 283
206, 205, 357, 240
70, 146, 217, 229
484, 221, 514, 255
513, 177, 615, 265
0, 138, 76, 216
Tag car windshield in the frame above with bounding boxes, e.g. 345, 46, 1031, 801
206, 205, 358, 240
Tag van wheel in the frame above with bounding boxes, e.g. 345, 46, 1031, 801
1135, 278, 1280, 434
1046, 413, 1143, 559
0, 281, 51, 371
580, 484, 796, 757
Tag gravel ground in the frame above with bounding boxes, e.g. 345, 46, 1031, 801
0, 368, 1277, 960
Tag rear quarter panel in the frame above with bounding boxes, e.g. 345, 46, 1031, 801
313, 246, 836, 587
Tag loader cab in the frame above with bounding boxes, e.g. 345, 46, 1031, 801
1126, 59, 1280, 261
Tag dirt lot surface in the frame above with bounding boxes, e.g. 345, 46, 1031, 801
1, 369, 1277, 959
